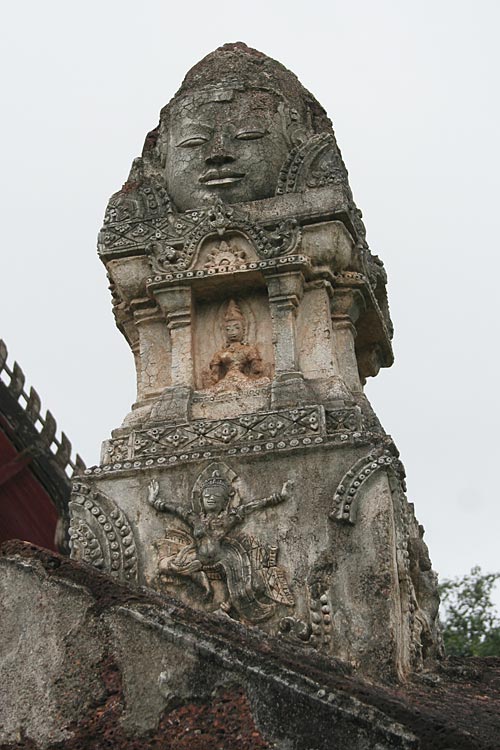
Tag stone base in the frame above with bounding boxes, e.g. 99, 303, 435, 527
84, 403, 443, 680
270, 371, 309, 408
149, 385, 192, 423
3, 542, 497, 750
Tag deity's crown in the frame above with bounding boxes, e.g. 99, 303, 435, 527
170, 43, 331, 132
224, 299, 244, 323
202, 470, 231, 492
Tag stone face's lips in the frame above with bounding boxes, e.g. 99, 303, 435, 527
200, 169, 245, 186
203, 499, 220, 509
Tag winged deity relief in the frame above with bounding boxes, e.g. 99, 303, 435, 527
147, 466, 294, 623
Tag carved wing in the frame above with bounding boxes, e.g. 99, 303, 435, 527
156, 527, 224, 582
240, 534, 294, 607
156, 527, 194, 564
263, 565, 294, 607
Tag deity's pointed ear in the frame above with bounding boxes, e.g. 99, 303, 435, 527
140, 119, 168, 171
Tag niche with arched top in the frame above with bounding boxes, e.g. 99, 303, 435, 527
193, 289, 274, 392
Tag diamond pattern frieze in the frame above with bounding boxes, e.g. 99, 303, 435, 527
102, 406, 325, 464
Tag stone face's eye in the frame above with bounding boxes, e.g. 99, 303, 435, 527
235, 130, 267, 141
177, 136, 208, 148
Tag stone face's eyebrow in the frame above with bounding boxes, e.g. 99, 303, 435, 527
234, 117, 267, 128
176, 122, 213, 133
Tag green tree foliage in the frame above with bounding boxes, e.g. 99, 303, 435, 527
439, 566, 500, 656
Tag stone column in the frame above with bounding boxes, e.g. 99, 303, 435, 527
330, 288, 364, 393
113, 308, 142, 404
265, 271, 305, 407
133, 303, 171, 401
150, 285, 193, 421
296, 280, 337, 381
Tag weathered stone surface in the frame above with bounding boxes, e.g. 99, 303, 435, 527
98, 43, 392, 409
60, 42, 444, 682
0, 550, 105, 746
75, 441, 424, 679
2, 543, 500, 750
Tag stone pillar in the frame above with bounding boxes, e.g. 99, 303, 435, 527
150, 285, 193, 421
113, 309, 142, 404
133, 304, 171, 401
296, 280, 337, 381
266, 271, 305, 407
330, 288, 364, 393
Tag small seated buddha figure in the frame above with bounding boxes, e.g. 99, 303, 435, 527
208, 299, 269, 392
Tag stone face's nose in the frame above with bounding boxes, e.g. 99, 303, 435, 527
205, 132, 235, 165
205, 151, 235, 166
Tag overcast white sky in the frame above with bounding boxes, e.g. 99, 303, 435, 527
1, 0, 499, 603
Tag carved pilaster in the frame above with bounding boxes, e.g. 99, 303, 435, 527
266, 271, 306, 407
266, 272, 304, 373
150, 285, 193, 421
330, 288, 365, 393
153, 285, 193, 387
113, 307, 142, 403
297, 280, 337, 381
133, 303, 171, 401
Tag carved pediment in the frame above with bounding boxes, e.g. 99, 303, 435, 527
277, 133, 348, 195
196, 235, 257, 272
69, 482, 138, 584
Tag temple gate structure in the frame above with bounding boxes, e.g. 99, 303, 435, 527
68, 42, 441, 681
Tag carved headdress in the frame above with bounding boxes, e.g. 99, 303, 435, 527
201, 470, 233, 496
224, 299, 244, 324
222, 299, 246, 343
136, 43, 339, 182
106, 43, 353, 229
158, 42, 332, 143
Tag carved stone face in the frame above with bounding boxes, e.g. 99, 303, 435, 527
202, 484, 230, 513
164, 90, 290, 211
224, 320, 244, 343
